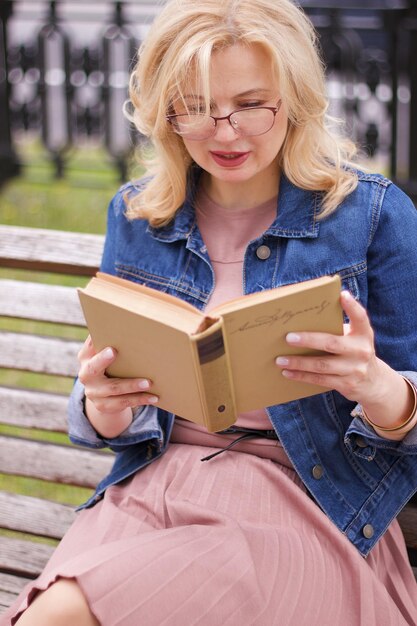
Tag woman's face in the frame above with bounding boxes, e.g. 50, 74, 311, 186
175, 43, 288, 204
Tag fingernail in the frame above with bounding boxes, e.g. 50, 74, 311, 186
138, 379, 150, 390
276, 357, 289, 366
103, 348, 114, 360
148, 395, 159, 403
282, 369, 293, 378
286, 333, 301, 343
341, 290, 351, 301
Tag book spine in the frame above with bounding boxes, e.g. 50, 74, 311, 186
191, 319, 236, 432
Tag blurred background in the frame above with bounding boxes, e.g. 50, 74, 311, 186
0, 0, 417, 234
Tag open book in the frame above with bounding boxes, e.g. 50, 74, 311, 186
78, 273, 343, 432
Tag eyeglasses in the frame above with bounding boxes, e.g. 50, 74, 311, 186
166, 100, 282, 141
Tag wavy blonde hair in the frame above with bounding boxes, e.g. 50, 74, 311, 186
126, 0, 358, 226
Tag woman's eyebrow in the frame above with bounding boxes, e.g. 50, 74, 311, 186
232, 88, 273, 98
182, 88, 273, 101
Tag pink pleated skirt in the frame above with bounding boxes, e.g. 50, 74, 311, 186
3, 441, 417, 626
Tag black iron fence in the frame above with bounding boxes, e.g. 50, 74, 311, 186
1, 0, 417, 196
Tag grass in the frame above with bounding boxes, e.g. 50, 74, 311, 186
1, 141, 112, 233
0, 136, 144, 233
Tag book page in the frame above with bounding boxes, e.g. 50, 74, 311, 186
97, 272, 203, 315
82, 276, 205, 334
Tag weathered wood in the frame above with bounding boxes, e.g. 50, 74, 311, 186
0, 225, 105, 613
0, 387, 68, 432
0, 280, 87, 326
0, 573, 30, 597
0, 536, 54, 578
0, 225, 103, 275
0, 590, 21, 614
0, 573, 38, 614
0, 492, 76, 540
0, 331, 82, 377
397, 505, 417, 551
0, 436, 114, 488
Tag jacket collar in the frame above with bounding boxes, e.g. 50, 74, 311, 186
147, 167, 321, 242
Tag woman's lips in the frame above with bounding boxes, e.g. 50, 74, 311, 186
210, 151, 250, 167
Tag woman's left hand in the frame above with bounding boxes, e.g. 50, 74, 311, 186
275, 290, 389, 407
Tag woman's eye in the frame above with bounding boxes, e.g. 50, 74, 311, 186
239, 101, 262, 108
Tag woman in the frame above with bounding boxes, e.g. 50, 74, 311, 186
5, 0, 417, 624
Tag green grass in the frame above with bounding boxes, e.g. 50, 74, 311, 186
0, 424, 72, 445
0, 137, 144, 233
0, 473, 92, 507
0, 315, 88, 340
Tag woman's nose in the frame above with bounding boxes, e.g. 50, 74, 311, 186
213, 117, 239, 142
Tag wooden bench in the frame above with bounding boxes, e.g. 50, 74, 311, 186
0, 223, 416, 614
0, 224, 113, 614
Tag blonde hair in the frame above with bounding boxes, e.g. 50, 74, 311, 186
126, 0, 358, 226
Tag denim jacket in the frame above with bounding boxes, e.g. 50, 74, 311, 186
68, 169, 417, 556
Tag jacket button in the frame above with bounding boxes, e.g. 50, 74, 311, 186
312, 464, 324, 479
362, 524, 375, 539
256, 245, 271, 260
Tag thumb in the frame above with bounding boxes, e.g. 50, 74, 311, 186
340, 291, 372, 336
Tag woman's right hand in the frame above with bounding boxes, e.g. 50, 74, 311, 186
77, 335, 159, 438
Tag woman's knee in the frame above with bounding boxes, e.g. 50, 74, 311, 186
15, 578, 99, 626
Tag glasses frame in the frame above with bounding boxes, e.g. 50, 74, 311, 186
166, 99, 282, 140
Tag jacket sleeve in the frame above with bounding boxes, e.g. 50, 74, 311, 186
67, 377, 164, 452
345, 181, 417, 455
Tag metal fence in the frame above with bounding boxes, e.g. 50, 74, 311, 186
1, 0, 417, 196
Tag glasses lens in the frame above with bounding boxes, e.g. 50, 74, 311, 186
230, 108, 275, 137
170, 114, 214, 140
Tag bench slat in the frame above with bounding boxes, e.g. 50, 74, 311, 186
0, 280, 87, 326
0, 574, 32, 615
0, 573, 30, 597
0, 225, 103, 276
0, 331, 82, 377
0, 436, 114, 488
0, 492, 76, 540
0, 387, 68, 432
0, 590, 21, 614
0, 536, 54, 578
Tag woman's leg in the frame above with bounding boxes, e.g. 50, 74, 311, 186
15, 579, 99, 626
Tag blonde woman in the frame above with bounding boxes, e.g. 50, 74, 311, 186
5, 0, 417, 624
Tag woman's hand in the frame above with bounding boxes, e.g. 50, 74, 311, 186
78, 336, 158, 438
275, 291, 414, 438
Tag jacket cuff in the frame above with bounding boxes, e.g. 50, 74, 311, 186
345, 372, 417, 456
68, 378, 161, 449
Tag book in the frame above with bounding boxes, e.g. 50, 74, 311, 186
78, 273, 343, 432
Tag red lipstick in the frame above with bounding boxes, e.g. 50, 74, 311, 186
210, 151, 250, 167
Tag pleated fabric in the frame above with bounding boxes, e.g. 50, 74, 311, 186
3, 442, 417, 626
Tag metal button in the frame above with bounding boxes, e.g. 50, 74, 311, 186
312, 464, 324, 480
256, 245, 271, 260
356, 435, 368, 448
362, 524, 375, 539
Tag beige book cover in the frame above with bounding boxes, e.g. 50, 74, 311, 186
78, 273, 343, 432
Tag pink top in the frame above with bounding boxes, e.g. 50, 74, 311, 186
171, 187, 291, 465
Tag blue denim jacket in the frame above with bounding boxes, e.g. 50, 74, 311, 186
68, 169, 417, 556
